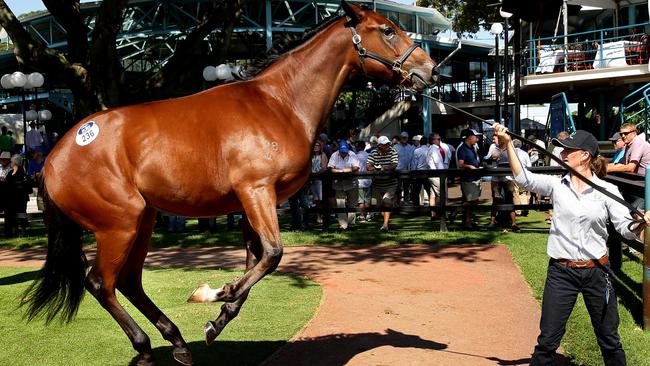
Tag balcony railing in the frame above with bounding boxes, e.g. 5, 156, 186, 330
436, 78, 504, 104
526, 22, 650, 76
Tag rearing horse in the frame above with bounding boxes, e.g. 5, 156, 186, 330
23, 2, 436, 365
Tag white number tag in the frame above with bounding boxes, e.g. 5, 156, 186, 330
75, 121, 100, 146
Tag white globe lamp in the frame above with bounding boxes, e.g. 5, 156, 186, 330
28, 72, 45, 88
202, 66, 217, 81
39, 109, 52, 121
10, 71, 27, 88
490, 22, 503, 35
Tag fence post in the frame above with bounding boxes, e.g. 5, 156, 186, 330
439, 173, 448, 232
643, 170, 650, 331
322, 175, 331, 232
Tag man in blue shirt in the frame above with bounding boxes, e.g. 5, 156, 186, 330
456, 128, 482, 229
609, 132, 625, 164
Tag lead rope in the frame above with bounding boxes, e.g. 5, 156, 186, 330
419, 93, 646, 232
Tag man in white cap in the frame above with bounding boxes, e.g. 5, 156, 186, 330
409, 136, 430, 206
394, 131, 414, 204
412, 134, 422, 149
367, 136, 398, 232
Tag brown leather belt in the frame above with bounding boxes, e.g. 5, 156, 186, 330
552, 256, 609, 268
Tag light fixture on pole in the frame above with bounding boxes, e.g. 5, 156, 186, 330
490, 23, 503, 123
500, 8, 513, 128
0, 71, 44, 154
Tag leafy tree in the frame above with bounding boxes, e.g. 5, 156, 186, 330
0, 0, 251, 121
416, 0, 500, 35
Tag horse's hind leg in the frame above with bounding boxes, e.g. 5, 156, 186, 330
203, 218, 262, 345
117, 207, 192, 365
85, 228, 156, 366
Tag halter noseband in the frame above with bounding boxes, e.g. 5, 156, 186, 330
348, 24, 421, 85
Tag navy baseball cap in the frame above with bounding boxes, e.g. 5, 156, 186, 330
552, 130, 599, 157
460, 128, 481, 139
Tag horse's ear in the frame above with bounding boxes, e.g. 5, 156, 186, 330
341, 1, 361, 25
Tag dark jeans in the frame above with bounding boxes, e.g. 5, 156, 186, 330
4, 201, 27, 237
410, 177, 431, 206
531, 260, 626, 366
396, 177, 411, 203
198, 217, 217, 233
289, 187, 310, 230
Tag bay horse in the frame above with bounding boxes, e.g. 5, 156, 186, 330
22, 2, 436, 365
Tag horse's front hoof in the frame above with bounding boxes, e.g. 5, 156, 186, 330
173, 347, 193, 366
204, 320, 222, 345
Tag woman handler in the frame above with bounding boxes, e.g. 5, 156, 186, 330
493, 124, 650, 366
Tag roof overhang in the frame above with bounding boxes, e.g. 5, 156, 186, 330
374, 0, 451, 30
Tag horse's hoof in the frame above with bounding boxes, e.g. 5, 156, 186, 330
136, 355, 155, 366
187, 283, 211, 303
204, 320, 221, 345
173, 348, 193, 366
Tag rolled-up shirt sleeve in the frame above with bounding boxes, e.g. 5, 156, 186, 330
514, 168, 556, 197
606, 187, 638, 240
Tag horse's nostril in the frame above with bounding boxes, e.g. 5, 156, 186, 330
428, 66, 438, 82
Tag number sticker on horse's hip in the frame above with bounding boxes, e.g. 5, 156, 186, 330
75, 121, 100, 146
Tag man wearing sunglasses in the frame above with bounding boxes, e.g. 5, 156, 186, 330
607, 123, 650, 175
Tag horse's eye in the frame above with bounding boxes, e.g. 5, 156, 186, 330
382, 26, 395, 38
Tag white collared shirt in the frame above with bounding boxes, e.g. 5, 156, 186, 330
515, 168, 637, 260
327, 151, 359, 190
426, 145, 444, 170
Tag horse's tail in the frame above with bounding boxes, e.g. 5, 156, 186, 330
22, 180, 87, 323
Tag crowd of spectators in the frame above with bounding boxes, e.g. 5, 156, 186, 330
0, 122, 53, 237
15, 119, 650, 237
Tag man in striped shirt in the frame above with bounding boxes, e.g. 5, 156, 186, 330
367, 136, 398, 232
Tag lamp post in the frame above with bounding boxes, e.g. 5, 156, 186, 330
490, 23, 503, 123
500, 8, 513, 129
0, 71, 45, 154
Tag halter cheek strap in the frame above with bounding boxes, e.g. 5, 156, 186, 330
349, 26, 420, 82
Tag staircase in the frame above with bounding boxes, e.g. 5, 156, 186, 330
546, 92, 576, 142
619, 81, 650, 137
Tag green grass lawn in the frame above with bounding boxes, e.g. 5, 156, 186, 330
1, 209, 649, 365
0, 267, 321, 366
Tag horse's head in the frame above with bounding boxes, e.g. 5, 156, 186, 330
342, 1, 437, 91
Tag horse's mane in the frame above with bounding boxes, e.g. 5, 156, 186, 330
238, 13, 345, 80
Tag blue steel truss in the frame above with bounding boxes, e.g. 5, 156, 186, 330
11, 0, 449, 75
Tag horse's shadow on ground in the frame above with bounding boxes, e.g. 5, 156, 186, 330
0, 269, 38, 286
130, 328, 553, 366
131, 328, 445, 366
